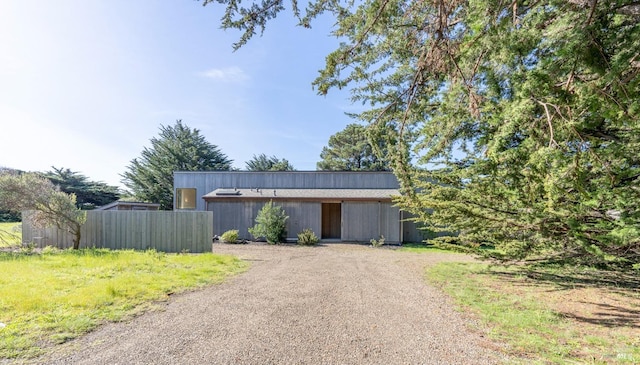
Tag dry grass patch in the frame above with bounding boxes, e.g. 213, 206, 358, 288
426, 262, 639, 364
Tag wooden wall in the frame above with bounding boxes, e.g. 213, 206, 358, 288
174, 171, 400, 211
21, 211, 213, 253
208, 200, 408, 243
175, 171, 426, 243
342, 202, 401, 243
208, 200, 322, 241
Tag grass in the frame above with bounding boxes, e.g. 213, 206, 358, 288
397, 242, 459, 254
425, 262, 640, 364
0, 222, 21, 247
0, 248, 249, 359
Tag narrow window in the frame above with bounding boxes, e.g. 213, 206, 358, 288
176, 188, 197, 210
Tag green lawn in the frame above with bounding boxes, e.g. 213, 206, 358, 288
397, 242, 461, 254
0, 222, 21, 247
0, 248, 249, 359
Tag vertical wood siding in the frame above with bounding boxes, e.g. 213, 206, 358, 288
21, 211, 213, 252
401, 212, 430, 243
342, 202, 401, 243
279, 202, 322, 240
175, 171, 424, 243
209, 201, 258, 240
208, 200, 322, 241
174, 171, 400, 211
208, 199, 413, 243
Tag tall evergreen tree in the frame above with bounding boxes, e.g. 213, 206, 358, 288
43, 167, 121, 209
122, 120, 232, 210
317, 124, 390, 171
245, 154, 295, 171
203, 0, 640, 268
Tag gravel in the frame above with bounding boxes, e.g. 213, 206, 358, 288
26, 243, 508, 364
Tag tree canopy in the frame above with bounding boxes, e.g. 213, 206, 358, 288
122, 120, 232, 210
0, 167, 22, 222
203, 0, 640, 268
0, 171, 86, 249
317, 123, 390, 171
43, 167, 121, 209
245, 154, 295, 171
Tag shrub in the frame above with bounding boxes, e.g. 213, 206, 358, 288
42, 245, 59, 254
370, 235, 385, 248
297, 229, 319, 246
248, 200, 288, 244
220, 229, 239, 244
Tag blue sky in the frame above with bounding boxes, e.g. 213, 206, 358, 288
0, 1, 360, 188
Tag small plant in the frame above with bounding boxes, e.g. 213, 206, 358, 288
248, 200, 288, 244
20, 242, 36, 254
42, 245, 59, 254
220, 229, 239, 244
297, 229, 319, 246
145, 248, 166, 261
370, 235, 385, 248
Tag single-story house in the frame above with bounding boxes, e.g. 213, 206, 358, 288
173, 171, 423, 243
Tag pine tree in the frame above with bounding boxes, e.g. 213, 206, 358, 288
317, 124, 390, 171
203, 0, 640, 268
43, 167, 121, 209
245, 154, 295, 171
122, 120, 232, 210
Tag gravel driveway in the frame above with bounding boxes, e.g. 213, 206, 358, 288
30, 243, 507, 364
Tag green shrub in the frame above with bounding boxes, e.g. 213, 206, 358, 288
297, 229, 319, 246
220, 229, 239, 243
20, 242, 36, 254
370, 235, 385, 248
248, 200, 288, 244
41, 245, 59, 254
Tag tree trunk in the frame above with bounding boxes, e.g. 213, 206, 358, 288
72, 224, 82, 250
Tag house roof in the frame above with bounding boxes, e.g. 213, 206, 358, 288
202, 188, 401, 201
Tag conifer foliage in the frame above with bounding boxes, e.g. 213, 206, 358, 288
43, 167, 121, 209
203, 0, 640, 268
122, 121, 232, 210
245, 154, 295, 171
317, 124, 390, 171
249, 200, 289, 244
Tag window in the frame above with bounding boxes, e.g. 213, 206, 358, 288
176, 188, 197, 209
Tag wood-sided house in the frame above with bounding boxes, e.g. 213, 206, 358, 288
173, 171, 422, 243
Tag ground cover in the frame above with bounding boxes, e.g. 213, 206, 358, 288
397, 242, 462, 254
0, 248, 249, 359
0, 222, 21, 247
425, 260, 640, 364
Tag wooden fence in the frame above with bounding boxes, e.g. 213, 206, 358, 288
22, 211, 213, 253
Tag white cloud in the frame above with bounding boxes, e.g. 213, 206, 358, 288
199, 67, 249, 82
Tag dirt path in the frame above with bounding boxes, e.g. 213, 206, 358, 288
29, 244, 508, 364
